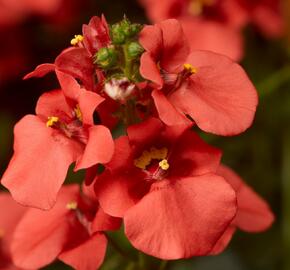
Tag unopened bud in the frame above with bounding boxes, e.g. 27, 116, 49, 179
94, 46, 117, 69
104, 78, 135, 102
127, 41, 144, 59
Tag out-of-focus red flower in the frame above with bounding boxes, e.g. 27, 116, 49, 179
10, 184, 121, 270
1, 74, 114, 210
211, 165, 274, 254
0, 193, 26, 270
95, 118, 237, 259
0, 0, 62, 26
140, 0, 284, 60
139, 19, 258, 136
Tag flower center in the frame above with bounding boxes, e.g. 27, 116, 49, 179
71, 34, 84, 46
134, 147, 170, 171
188, 0, 216, 16
45, 105, 88, 144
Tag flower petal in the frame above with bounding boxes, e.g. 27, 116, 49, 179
35, 89, 72, 119
95, 169, 148, 218
217, 165, 274, 232
152, 89, 190, 126
11, 185, 81, 269
170, 50, 258, 135
124, 174, 237, 259
59, 233, 107, 270
23, 63, 55, 80
159, 19, 189, 73
181, 18, 243, 61
140, 52, 163, 88
55, 47, 95, 91
75, 125, 114, 171
1, 115, 83, 210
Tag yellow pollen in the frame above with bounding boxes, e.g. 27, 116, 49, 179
159, 159, 170, 170
70, 35, 84, 46
183, 63, 198, 74
66, 201, 78, 210
134, 147, 169, 170
74, 105, 83, 122
0, 228, 4, 238
46, 116, 59, 127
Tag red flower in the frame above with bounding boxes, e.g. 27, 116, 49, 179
140, 0, 284, 60
24, 15, 111, 92
139, 19, 258, 136
10, 184, 121, 270
0, 193, 26, 270
95, 118, 237, 259
211, 165, 274, 254
1, 73, 114, 210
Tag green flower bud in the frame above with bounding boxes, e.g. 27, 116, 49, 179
94, 46, 117, 69
111, 24, 126, 45
129, 23, 143, 37
127, 41, 144, 59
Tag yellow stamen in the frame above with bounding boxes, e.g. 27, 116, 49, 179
184, 63, 198, 74
159, 159, 170, 170
74, 105, 83, 122
0, 228, 4, 238
70, 35, 84, 46
134, 147, 169, 170
46, 116, 59, 127
66, 201, 78, 210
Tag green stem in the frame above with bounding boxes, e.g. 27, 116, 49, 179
257, 65, 290, 98
123, 43, 133, 80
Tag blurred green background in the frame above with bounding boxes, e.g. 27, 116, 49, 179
0, 0, 290, 269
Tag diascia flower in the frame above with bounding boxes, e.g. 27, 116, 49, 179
95, 118, 237, 259
1, 73, 114, 210
0, 193, 27, 270
139, 0, 284, 60
10, 184, 121, 270
24, 15, 111, 92
211, 165, 274, 254
139, 19, 258, 136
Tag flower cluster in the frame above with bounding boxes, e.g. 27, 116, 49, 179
139, 0, 285, 61
0, 15, 274, 269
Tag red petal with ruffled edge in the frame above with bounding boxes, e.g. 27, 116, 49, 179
217, 165, 274, 232
124, 174, 237, 259
11, 185, 81, 269
169, 50, 258, 135
75, 125, 114, 170
1, 115, 83, 210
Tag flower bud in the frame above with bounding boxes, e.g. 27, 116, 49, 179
127, 41, 144, 59
111, 24, 126, 45
94, 46, 117, 69
104, 78, 135, 102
